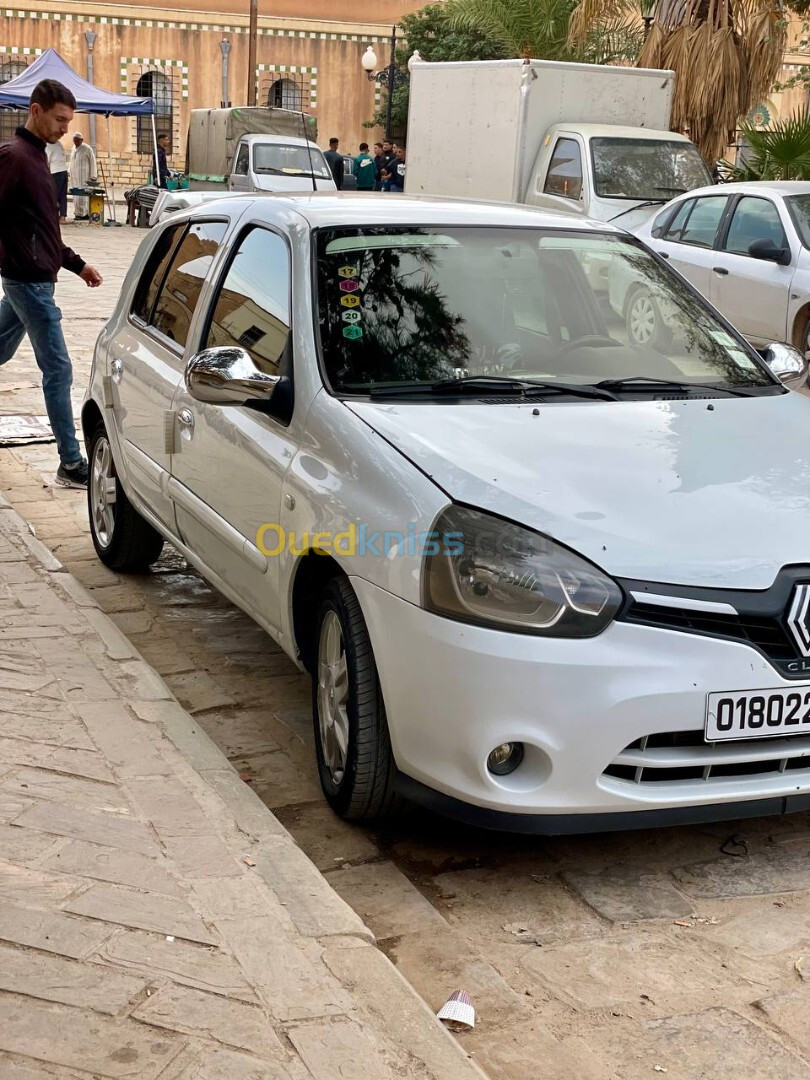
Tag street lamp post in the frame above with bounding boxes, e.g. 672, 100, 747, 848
361, 27, 422, 143
84, 30, 97, 149
220, 39, 231, 108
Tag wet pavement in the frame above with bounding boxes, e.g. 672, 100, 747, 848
0, 223, 808, 1079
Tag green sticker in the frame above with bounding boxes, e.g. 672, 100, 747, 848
343, 325, 363, 340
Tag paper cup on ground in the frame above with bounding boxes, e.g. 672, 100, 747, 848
437, 989, 475, 1029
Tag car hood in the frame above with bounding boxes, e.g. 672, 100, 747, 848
347, 393, 810, 589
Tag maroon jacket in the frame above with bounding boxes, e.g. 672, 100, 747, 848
0, 126, 85, 283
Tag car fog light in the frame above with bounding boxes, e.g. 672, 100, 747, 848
487, 742, 524, 776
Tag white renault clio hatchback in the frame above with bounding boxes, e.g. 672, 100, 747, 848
84, 193, 810, 833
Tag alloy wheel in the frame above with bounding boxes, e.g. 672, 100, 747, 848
317, 610, 350, 784
90, 435, 117, 549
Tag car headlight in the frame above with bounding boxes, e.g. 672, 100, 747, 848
423, 506, 622, 637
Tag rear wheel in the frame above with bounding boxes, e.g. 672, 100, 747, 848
312, 577, 397, 821
626, 288, 672, 351
87, 422, 164, 571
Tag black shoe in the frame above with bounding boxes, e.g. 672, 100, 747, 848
56, 458, 89, 489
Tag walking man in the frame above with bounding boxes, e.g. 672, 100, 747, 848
324, 137, 343, 190
0, 79, 103, 488
353, 142, 376, 191
69, 132, 96, 220
46, 136, 68, 223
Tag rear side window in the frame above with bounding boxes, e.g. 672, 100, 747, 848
150, 221, 228, 348
665, 196, 728, 248
544, 138, 583, 200
131, 224, 184, 323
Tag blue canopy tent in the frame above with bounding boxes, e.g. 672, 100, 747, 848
0, 48, 156, 221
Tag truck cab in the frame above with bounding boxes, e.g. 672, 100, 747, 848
526, 124, 711, 230
227, 134, 337, 194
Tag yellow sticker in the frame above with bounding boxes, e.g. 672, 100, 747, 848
338, 265, 358, 279
340, 295, 361, 308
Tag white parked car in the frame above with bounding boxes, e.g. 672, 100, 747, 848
84, 193, 810, 833
612, 181, 810, 352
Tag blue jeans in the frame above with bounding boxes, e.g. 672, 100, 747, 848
0, 279, 81, 465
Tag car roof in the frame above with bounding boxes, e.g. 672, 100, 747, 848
670, 180, 810, 199
185, 192, 627, 233
240, 134, 318, 148
556, 124, 696, 143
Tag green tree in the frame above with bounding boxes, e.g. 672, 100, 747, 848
366, 3, 508, 134
732, 106, 810, 180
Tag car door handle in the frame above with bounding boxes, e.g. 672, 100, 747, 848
110, 357, 124, 381
177, 408, 194, 428
712, 266, 729, 276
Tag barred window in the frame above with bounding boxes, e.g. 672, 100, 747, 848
268, 77, 303, 110
0, 60, 29, 142
136, 70, 173, 155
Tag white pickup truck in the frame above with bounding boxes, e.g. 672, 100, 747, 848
406, 59, 712, 232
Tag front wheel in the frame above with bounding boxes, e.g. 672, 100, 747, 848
87, 422, 164, 571
312, 577, 397, 821
626, 288, 672, 351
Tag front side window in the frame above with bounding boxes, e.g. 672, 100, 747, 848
206, 228, 290, 375
724, 197, 787, 257
150, 221, 228, 348
315, 226, 773, 395
591, 138, 711, 200
786, 194, 810, 248
234, 144, 249, 176
544, 138, 583, 200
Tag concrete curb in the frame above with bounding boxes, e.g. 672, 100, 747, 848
7, 504, 488, 1078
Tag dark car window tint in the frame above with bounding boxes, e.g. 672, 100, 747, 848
678, 196, 728, 248
206, 228, 291, 375
724, 197, 787, 256
234, 144, 249, 176
544, 138, 583, 200
132, 223, 185, 323
151, 220, 228, 348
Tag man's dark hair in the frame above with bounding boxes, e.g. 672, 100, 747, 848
359, 142, 368, 151
157, 134, 168, 144
30, 79, 77, 112
374, 142, 383, 151
329, 137, 339, 147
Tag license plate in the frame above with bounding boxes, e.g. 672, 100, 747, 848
706, 687, 810, 741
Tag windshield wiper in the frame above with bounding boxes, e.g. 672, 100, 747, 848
594, 375, 760, 397
608, 199, 668, 223
362, 375, 617, 401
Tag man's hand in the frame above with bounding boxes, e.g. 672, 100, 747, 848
80, 265, 103, 288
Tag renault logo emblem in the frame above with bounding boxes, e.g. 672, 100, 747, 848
787, 584, 810, 657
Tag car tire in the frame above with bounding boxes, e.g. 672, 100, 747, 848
312, 576, 398, 821
87, 422, 164, 571
626, 288, 672, 351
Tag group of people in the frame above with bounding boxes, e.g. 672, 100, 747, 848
44, 130, 97, 222
323, 137, 406, 193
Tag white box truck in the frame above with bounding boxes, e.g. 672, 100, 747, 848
405, 59, 712, 230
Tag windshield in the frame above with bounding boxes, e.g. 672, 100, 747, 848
591, 138, 711, 201
252, 143, 331, 179
786, 194, 810, 248
315, 226, 774, 396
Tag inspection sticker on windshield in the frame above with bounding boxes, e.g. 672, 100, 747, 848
340, 295, 360, 308
709, 330, 762, 373
343, 326, 363, 340
339, 280, 360, 293
342, 310, 362, 324
706, 686, 810, 741
338, 265, 358, 279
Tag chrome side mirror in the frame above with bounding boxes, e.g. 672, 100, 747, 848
763, 342, 809, 390
185, 346, 280, 406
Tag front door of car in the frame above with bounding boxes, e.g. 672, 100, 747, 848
113, 219, 229, 529
651, 194, 730, 300
229, 142, 250, 192
709, 195, 793, 346
169, 225, 298, 630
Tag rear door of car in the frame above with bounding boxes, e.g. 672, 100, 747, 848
650, 194, 731, 299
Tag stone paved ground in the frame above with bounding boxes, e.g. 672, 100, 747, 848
0, 223, 809, 1079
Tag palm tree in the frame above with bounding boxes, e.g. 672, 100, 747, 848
568, 0, 786, 164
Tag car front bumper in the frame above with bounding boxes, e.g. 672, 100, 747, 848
352, 578, 810, 829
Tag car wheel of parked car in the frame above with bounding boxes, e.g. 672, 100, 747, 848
626, 288, 672, 351
87, 423, 164, 571
312, 577, 397, 820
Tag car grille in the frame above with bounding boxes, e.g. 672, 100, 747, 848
623, 602, 796, 664
603, 729, 810, 785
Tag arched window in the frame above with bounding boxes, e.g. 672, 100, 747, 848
0, 60, 29, 142
136, 70, 173, 155
269, 78, 302, 111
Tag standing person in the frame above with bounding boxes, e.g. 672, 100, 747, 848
372, 141, 385, 190
0, 79, 104, 488
324, 137, 343, 190
152, 133, 170, 189
45, 136, 68, 224
383, 145, 406, 193
353, 142, 376, 191
68, 131, 96, 221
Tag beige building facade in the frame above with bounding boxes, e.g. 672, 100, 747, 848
0, 0, 423, 187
